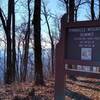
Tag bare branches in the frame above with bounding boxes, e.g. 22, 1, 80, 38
0, 8, 7, 34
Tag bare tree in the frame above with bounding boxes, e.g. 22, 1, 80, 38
12, 0, 16, 82
42, 1, 55, 76
32, 0, 44, 85
0, 0, 16, 84
22, 0, 31, 82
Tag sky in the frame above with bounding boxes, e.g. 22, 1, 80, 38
48, 0, 65, 15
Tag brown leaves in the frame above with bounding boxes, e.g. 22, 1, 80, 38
0, 78, 99, 100
65, 77, 100, 100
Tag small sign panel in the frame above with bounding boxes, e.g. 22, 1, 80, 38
81, 48, 92, 61
65, 27, 100, 64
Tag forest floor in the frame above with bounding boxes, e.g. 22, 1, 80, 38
0, 77, 100, 100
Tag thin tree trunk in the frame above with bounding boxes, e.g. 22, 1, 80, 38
99, 0, 100, 19
91, 0, 95, 20
42, 1, 55, 76
16, 40, 20, 81
3, 44, 6, 81
12, 0, 16, 82
22, 0, 31, 82
75, 9, 77, 21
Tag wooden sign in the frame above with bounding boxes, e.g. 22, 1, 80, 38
65, 22, 100, 66
55, 14, 100, 100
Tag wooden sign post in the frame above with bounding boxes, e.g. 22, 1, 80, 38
54, 14, 66, 100
55, 14, 100, 100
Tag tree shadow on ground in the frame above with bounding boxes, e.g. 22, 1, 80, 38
65, 88, 91, 100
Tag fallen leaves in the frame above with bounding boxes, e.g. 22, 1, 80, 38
0, 77, 99, 100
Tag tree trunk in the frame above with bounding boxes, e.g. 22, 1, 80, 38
42, 1, 55, 76
99, 0, 100, 19
91, 0, 95, 20
22, 0, 31, 82
75, 9, 77, 21
3, 0, 16, 84
5, 37, 12, 84
69, 0, 75, 22
12, 0, 16, 82
33, 0, 44, 85
51, 44, 54, 76
64, 0, 69, 21
5, 0, 12, 84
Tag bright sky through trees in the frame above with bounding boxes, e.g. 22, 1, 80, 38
0, 0, 91, 50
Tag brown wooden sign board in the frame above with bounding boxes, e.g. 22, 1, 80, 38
55, 14, 100, 100
65, 20, 100, 66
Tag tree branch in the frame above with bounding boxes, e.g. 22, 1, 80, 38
0, 8, 7, 33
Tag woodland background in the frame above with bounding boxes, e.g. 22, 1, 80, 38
0, 0, 100, 99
